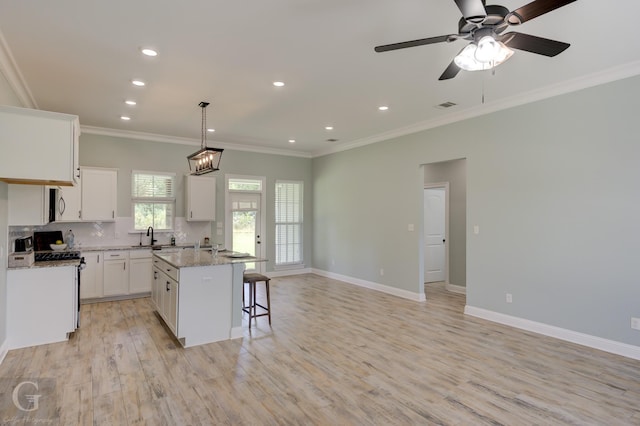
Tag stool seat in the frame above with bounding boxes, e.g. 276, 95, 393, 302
242, 273, 271, 329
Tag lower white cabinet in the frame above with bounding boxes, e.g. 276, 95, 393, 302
129, 249, 152, 294
81, 251, 104, 299
153, 259, 179, 334
7, 266, 77, 349
103, 250, 129, 296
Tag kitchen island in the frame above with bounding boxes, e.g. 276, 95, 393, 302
152, 249, 264, 347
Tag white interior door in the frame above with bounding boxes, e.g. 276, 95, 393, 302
424, 187, 446, 283
229, 192, 262, 272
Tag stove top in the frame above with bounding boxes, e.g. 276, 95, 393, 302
35, 251, 81, 262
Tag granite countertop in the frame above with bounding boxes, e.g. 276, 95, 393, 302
79, 244, 213, 252
154, 249, 266, 269
8, 259, 81, 270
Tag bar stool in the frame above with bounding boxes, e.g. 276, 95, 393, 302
242, 273, 271, 328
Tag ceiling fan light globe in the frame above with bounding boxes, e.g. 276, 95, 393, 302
475, 36, 500, 63
454, 44, 488, 71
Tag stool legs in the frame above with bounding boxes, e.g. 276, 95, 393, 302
242, 276, 271, 329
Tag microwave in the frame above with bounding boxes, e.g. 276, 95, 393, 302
49, 187, 58, 223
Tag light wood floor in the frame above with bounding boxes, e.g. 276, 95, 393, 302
2, 275, 640, 425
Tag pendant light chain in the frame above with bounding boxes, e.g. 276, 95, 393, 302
200, 101, 210, 150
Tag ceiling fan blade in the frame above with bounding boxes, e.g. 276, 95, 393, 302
507, 0, 577, 25
374, 35, 451, 53
501, 32, 570, 57
453, 0, 487, 23
438, 60, 461, 81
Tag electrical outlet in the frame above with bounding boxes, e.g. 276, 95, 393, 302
407, 224, 415, 232
331, 258, 335, 266
380, 268, 384, 276
506, 293, 513, 303
473, 225, 480, 234
632, 317, 640, 331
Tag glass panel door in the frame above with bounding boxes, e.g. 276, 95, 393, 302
230, 192, 261, 272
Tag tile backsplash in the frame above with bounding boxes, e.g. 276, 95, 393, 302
9, 217, 214, 251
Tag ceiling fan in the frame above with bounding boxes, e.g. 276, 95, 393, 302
374, 0, 577, 80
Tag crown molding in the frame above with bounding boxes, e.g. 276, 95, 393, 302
81, 125, 312, 159
0, 28, 37, 108
312, 60, 640, 158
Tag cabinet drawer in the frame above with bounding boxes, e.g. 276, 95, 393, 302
155, 258, 179, 281
130, 249, 152, 259
104, 251, 128, 261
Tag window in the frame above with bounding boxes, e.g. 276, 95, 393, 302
275, 181, 303, 266
132, 171, 175, 231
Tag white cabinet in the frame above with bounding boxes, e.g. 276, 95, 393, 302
81, 167, 117, 221
185, 175, 216, 221
80, 251, 104, 300
7, 266, 77, 349
153, 256, 179, 335
0, 105, 79, 186
56, 183, 82, 222
8, 184, 50, 226
103, 251, 129, 296
129, 249, 152, 294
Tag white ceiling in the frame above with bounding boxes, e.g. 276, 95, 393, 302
1, 0, 640, 157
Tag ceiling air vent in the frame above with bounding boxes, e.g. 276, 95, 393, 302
435, 101, 457, 109
326, 138, 339, 142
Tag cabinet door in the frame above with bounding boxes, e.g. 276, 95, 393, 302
80, 252, 104, 299
56, 184, 82, 222
8, 185, 48, 226
129, 257, 152, 293
186, 175, 216, 221
165, 280, 178, 337
0, 105, 79, 185
152, 266, 161, 310
81, 168, 117, 221
103, 258, 129, 296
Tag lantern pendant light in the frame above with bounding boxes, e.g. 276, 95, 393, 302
187, 101, 223, 175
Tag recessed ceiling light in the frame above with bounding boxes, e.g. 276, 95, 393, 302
125, 100, 137, 106
273, 81, 285, 87
288, 139, 296, 143
132, 79, 145, 87
120, 116, 131, 121
141, 48, 158, 57
378, 106, 389, 111
207, 128, 215, 133
325, 126, 333, 131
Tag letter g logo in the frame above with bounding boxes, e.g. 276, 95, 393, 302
12, 380, 41, 412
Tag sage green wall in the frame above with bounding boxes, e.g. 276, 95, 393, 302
79, 134, 313, 272
313, 74, 640, 347
424, 159, 467, 287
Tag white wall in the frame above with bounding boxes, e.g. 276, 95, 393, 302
0, 66, 25, 358
313, 74, 640, 348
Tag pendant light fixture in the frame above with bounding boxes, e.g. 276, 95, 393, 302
187, 101, 223, 175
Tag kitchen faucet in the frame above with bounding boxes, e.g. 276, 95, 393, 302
146, 226, 157, 245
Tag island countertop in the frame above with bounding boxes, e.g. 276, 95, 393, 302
153, 249, 266, 269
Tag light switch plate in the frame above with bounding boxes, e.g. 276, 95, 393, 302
408, 224, 414, 231
473, 225, 480, 234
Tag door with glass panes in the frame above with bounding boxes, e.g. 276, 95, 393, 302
229, 192, 261, 272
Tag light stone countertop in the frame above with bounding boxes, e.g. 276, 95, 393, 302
8, 259, 81, 270
154, 249, 266, 269
78, 244, 214, 252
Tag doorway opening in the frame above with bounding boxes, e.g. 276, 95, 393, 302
422, 158, 467, 299
225, 175, 266, 273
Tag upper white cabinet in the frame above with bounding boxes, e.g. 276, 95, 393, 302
81, 167, 117, 221
0, 105, 79, 186
8, 184, 50, 226
185, 175, 216, 221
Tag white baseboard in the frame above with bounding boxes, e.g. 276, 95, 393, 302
267, 267, 312, 278
445, 283, 466, 294
311, 268, 425, 302
465, 305, 640, 361
229, 326, 243, 340
0, 339, 7, 365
